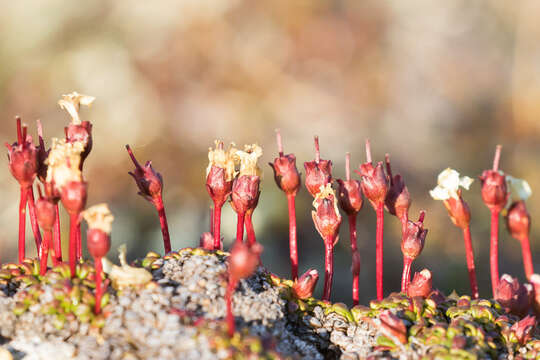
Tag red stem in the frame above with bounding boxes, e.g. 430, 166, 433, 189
245, 211, 256, 246
490, 209, 500, 296
376, 202, 385, 300
18, 188, 28, 263
323, 238, 334, 301
26, 187, 43, 253
462, 226, 479, 299
401, 257, 412, 293
348, 214, 359, 306
52, 204, 62, 265
154, 196, 171, 254
213, 204, 222, 250
226, 276, 238, 337
314, 136, 320, 163
520, 236, 534, 280
236, 212, 245, 244
76, 222, 82, 261
40, 231, 51, 276
287, 194, 298, 280
69, 213, 78, 277
94, 257, 103, 314
16, 117, 23, 144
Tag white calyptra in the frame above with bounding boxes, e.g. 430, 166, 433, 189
45, 138, 85, 189
206, 140, 237, 181
82, 203, 114, 234
505, 174, 532, 202
235, 144, 263, 177
58, 92, 95, 125
429, 168, 474, 200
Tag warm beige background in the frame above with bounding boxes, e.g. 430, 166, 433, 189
1, 0, 539, 304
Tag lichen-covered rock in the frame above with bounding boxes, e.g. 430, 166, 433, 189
0, 249, 539, 359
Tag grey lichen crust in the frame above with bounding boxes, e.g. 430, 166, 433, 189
1, 249, 539, 359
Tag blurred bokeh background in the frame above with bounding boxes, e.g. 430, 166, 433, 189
1, 0, 539, 305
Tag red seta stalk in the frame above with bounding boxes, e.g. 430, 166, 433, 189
401, 257, 412, 293
520, 236, 534, 280
154, 196, 171, 254
26, 187, 43, 253
94, 257, 103, 314
18, 188, 28, 263
245, 211, 256, 246
225, 277, 238, 336
52, 204, 62, 265
490, 209, 500, 295
348, 214, 359, 305
76, 223, 82, 261
236, 213, 245, 244
212, 205, 222, 249
376, 202, 385, 300
323, 238, 334, 301
40, 230, 52, 276
69, 213, 78, 277
287, 193, 298, 280
462, 226, 479, 299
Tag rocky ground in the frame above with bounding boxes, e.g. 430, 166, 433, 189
0, 248, 538, 359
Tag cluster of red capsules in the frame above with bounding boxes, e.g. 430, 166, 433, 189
6, 95, 540, 333
5, 93, 115, 314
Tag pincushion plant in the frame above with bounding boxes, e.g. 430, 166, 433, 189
312, 183, 342, 301
356, 140, 389, 300
336, 153, 363, 305
82, 203, 113, 314
6, 117, 43, 262
505, 175, 534, 279
430, 168, 479, 298
126, 145, 171, 253
479, 145, 509, 295
269, 130, 301, 280
231, 144, 262, 245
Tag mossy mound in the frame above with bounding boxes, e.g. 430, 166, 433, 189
0, 249, 538, 359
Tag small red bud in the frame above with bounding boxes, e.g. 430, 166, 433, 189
126, 145, 163, 204
384, 155, 410, 222
269, 154, 301, 196
510, 315, 536, 345
199, 232, 215, 251
87, 228, 111, 259
479, 146, 508, 212
494, 274, 532, 317
407, 269, 433, 298
303, 136, 332, 197
506, 201, 530, 241
401, 212, 427, 260
206, 165, 233, 207
35, 197, 56, 232
312, 185, 342, 242
60, 181, 88, 215
228, 242, 263, 281
336, 179, 363, 216
292, 269, 319, 299
378, 310, 407, 344
356, 161, 388, 209
442, 191, 471, 229
6, 118, 38, 188
230, 175, 260, 215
